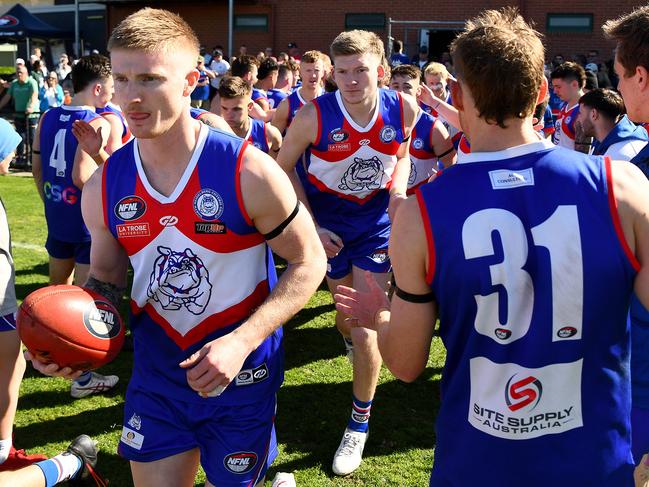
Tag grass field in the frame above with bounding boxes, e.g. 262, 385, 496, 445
0, 174, 444, 486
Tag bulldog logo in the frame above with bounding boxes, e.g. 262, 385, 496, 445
147, 246, 212, 315
338, 156, 384, 192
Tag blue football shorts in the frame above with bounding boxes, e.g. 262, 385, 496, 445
326, 229, 391, 280
45, 235, 91, 264
119, 386, 278, 486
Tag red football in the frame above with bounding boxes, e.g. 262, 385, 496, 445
17, 285, 125, 371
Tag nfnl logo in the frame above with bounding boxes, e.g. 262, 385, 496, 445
114, 196, 146, 221
223, 452, 257, 474
83, 301, 121, 339
505, 375, 543, 412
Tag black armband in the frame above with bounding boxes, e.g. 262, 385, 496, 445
395, 285, 435, 303
263, 200, 300, 240
32, 149, 40, 154
435, 147, 454, 158
85, 276, 126, 309
402, 135, 411, 143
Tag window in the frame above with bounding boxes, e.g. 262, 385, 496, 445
234, 14, 268, 32
546, 14, 593, 33
345, 13, 385, 31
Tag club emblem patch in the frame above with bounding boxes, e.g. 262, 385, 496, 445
193, 189, 224, 221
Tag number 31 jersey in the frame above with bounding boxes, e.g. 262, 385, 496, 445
417, 140, 636, 485
39, 105, 100, 242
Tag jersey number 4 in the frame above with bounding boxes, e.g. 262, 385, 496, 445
462, 205, 583, 344
49, 128, 67, 177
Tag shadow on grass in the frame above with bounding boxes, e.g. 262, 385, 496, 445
273, 367, 442, 475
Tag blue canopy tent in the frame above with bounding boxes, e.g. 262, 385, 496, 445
0, 4, 72, 63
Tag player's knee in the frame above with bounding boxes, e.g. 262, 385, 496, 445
334, 310, 352, 337
350, 326, 378, 351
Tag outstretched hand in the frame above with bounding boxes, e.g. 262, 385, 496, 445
72, 119, 103, 158
334, 271, 390, 330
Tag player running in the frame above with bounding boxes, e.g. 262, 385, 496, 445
272, 51, 327, 135
277, 30, 418, 476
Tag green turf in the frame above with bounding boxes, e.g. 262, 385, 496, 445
0, 174, 443, 486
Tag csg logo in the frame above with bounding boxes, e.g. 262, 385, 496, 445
223, 452, 257, 474
114, 196, 146, 221
505, 375, 543, 412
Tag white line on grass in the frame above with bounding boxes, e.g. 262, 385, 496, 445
12, 242, 46, 253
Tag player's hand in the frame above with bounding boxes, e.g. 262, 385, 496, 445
334, 271, 390, 331
417, 83, 442, 110
179, 333, 251, 397
23, 350, 83, 380
317, 227, 344, 258
72, 120, 103, 158
388, 192, 407, 222
635, 454, 649, 487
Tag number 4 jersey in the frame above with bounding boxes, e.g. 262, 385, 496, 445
417, 139, 636, 485
39, 105, 100, 243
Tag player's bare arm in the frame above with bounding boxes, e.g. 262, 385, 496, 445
276, 103, 343, 257
388, 93, 418, 220
180, 146, 326, 395
266, 122, 282, 160
249, 101, 269, 121
31, 114, 45, 201
432, 120, 457, 167
270, 97, 290, 134
418, 83, 461, 131
276, 102, 318, 215
101, 113, 125, 154
197, 112, 234, 134
71, 117, 111, 189
610, 159, 649, 310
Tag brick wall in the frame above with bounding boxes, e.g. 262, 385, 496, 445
107, 0, 640, 66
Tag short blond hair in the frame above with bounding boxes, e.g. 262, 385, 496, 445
301, 50, 326, 64
108, 8, 199, 57
423, 62, 449, 81
330, 30, 384, 61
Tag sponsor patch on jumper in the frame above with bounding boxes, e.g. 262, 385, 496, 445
469, 357, 583, 440
116, 222, 150, 238
114, 195, 147, 221
194, 221, 227, 234
489, 168, 535, 190
328, 143, 351, 152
